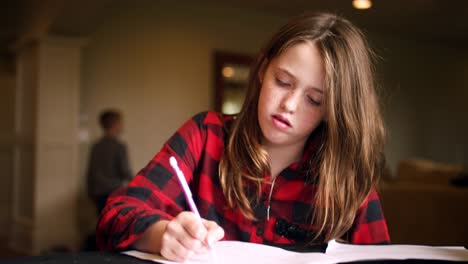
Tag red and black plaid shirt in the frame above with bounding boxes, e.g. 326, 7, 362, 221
97, 111, 390, 251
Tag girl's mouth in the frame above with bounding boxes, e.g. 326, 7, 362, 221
272, 114, 292, 129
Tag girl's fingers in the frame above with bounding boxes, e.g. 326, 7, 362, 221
179, 212, 207, 240
160, 232, 193, 262
161, 212, 224, 262
166, 220, 206, 253
162, 212, 209, 257
203, 219, 225, 245
176, 233, 205, 253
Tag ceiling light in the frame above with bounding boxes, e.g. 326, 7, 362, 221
352, 0, 372, 10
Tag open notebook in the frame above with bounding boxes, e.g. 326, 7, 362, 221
123, 240, 468, 264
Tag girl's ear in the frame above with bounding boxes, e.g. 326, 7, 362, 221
257, 58, 269, 84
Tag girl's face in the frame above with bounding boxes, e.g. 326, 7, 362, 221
257, 42, 325, 149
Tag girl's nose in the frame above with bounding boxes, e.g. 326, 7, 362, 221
280, 90, 301, 113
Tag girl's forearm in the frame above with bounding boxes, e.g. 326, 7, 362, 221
132, 220, 169, 253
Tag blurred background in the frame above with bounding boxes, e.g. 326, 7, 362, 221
0, 0, 467, 257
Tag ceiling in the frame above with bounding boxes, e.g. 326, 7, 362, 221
2, 0, 468, 57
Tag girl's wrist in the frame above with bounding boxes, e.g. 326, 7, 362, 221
133, 219, 169, 253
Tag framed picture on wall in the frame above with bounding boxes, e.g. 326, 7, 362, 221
213, 51, 253, 115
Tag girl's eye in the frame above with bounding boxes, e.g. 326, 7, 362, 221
275, 78, 291, 87
307, 96, 322, 106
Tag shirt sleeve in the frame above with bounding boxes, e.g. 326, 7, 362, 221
96, 112, 210, 251
86, 144, 98, 199
117, 143, 133, 182
348, 189, 391, 244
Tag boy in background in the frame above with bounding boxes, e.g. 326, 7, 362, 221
86, 109, 133, 214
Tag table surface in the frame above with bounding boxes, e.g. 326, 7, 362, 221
2, 251, 468, 264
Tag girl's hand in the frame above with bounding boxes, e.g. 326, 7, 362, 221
160, 212, 224, 262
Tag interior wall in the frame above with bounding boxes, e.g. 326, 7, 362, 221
372, 35, 468, 174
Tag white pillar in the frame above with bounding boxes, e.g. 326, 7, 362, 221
11, 36, 86, 255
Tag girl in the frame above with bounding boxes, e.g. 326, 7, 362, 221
96, 12, 390, 262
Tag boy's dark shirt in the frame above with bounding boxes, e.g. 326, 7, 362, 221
87, 136, 132, 201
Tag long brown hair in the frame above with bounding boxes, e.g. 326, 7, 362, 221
219, 12, 385, 242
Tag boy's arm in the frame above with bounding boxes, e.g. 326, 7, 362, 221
117, 143, 133, 182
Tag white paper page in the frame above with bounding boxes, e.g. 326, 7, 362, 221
124, 241, 339, 264
326, 240, 468, 262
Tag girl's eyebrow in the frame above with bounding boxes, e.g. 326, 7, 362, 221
276, 66, 323, 94
276, 67, 295, 79
310, 86, 323, 94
